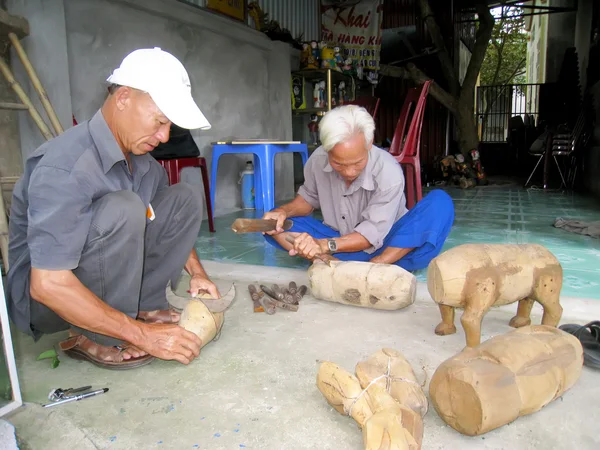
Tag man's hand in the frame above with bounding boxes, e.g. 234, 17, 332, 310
189, 274, 220, 299
137, 323, 202, 365
262, 208, 288, 235
289, 232, 328, 260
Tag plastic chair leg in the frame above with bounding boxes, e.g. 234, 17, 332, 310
414, 159, 423, 203
257, 151, 275, 212
300, 149, 308, 165
209, 152, 221, 218
405, 164, 415, 209
199, 163, 216, 232
253, 154, 264, 211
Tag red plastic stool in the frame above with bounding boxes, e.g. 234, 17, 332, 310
156, 157, 216, 232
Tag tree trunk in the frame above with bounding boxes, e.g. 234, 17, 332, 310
380, 0, 495, 159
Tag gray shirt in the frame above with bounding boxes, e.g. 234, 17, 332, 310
298, 145, 407, 254
7, 109, 167, 335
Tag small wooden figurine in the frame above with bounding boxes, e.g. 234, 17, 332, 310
308, 114, 319, 146
310, 40, 320, 67
313, 82, 320, 108
427, 243, 563, 348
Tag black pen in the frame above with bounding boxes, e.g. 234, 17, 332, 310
42, 388, 109, 408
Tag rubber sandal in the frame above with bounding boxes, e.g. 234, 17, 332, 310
559, 321, 600, 370
58, 335, 155, 370
137, 309, 180, 324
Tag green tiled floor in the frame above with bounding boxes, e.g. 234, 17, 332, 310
197, 186, 600, 299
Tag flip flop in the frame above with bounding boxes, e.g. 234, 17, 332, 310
58, 335, 155, 370
559, 321, 600, 369
137, 309, 181, 324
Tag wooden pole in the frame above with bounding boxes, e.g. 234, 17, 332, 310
0, 102, 28, 110
0, 58, 55, 141
8, 32, 64, 135
0, 182, 9, 274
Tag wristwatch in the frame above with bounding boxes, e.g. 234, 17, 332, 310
327, 238, 337, 253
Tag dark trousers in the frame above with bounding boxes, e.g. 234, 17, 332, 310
29, 184, 202, 346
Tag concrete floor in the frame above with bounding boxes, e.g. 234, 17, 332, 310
5, 260, 600, 450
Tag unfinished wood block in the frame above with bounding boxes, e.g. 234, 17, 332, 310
178, 295, 224, 349
429, 325, 583, 436
308, 261, 416, 310
427, 243, 563, 347
355, 348, 428, 418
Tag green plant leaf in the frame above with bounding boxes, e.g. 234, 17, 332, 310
37, 349, 57, 361
51, 357, 60, 369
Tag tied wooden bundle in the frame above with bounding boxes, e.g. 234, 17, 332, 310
178, 294, 225, 349
308, 261, 417, 310
429, 325, 584, 436
316, 348, 426, 450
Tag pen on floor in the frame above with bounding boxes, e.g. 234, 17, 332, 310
42, 388, 109, 408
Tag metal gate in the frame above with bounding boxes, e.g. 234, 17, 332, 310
476, 83, 543, 143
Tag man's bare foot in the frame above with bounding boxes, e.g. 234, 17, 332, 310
66, 330, 148, 362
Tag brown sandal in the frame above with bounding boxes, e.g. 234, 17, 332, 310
137, 309, 181, 324
58, 335, 155, 370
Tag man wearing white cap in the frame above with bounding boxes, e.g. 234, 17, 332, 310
7, 48, 215, 369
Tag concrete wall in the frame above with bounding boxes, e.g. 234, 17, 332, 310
584, 82, 600, 197
6, 0, 295, 217
7, 0, 72, 158
545, 0, 576, 83
574, 0, 594, 92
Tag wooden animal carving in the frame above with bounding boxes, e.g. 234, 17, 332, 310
427, 244, 563, 347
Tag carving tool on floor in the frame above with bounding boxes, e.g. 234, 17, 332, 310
48, 385, 92, 401
43, 387, 108, 408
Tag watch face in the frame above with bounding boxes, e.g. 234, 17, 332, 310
328, 239, 337, 251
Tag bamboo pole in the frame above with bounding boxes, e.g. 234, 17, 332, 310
0, 102, 28, 110
8, 32, 64, 135
0, 57, 54, 141
0, 182, 9, 274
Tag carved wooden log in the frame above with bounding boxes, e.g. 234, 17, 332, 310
178, 295, 225, 349
308, 261, 416, 310
427, 243, 563, 347
429, 325, 583, 436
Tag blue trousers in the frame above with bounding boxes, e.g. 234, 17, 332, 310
264, 190, 455, 271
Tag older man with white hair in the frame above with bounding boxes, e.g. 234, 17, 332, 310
263, 104, 454, 271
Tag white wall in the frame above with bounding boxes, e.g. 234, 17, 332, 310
7, 0, 296, 217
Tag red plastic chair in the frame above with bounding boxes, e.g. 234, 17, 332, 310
156, 157, 216, 232
388, 80, 432, 209
348, 96, 381, 121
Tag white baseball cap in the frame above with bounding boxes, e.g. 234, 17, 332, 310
106, 47, 211, 130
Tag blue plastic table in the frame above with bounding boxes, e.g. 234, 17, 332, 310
210, 141, 309, 213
